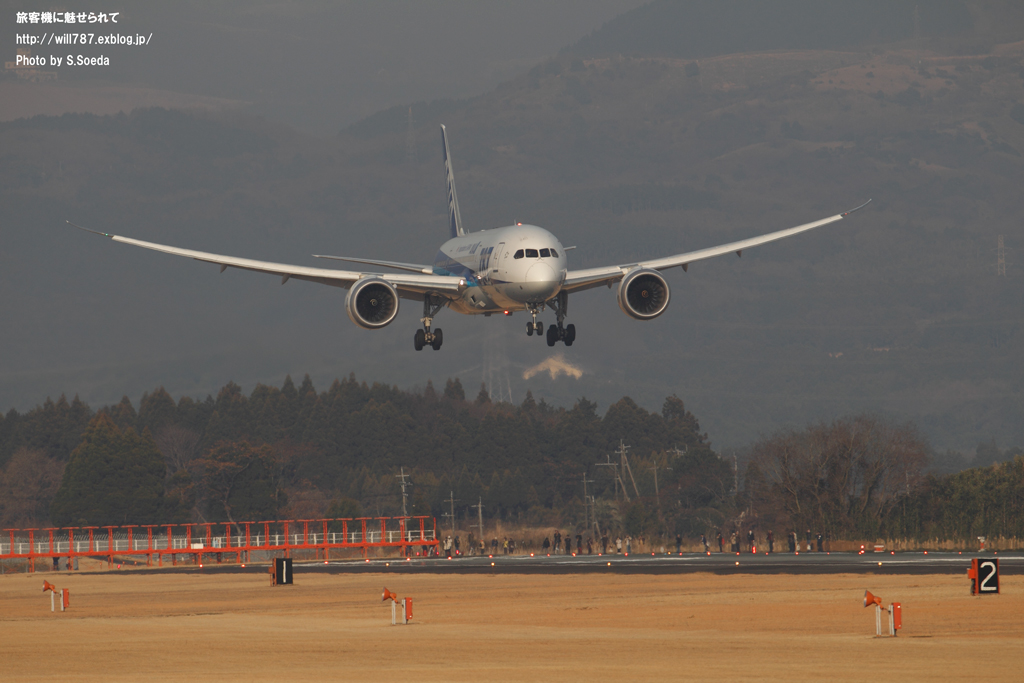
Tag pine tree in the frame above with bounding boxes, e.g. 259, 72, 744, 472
50, 413, 166, 526
138, 388, 177, 435
443, 378, 465, 401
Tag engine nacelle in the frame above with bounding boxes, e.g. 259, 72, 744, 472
345, 277, 400, 329
617, 268, 670, 320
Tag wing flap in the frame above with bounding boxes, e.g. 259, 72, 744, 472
312, 254, 433, 274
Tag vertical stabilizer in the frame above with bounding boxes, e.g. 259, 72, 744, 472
440, 125, 465, 238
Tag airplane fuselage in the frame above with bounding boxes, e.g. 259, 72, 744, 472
433, 223, 566, 314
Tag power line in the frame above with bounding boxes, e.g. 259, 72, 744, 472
405, 106, 416, 165
997, 234, 1007, 276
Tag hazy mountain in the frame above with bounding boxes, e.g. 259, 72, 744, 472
0, 0, 646, 135
3, 1, 1024, 457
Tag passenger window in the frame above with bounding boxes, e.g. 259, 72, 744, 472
550, 249, 558, 258
513, 250, 524, 259
525, 249, 539, 258
540, 248, 550, 257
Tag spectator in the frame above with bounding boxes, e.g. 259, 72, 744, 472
767, 530, 774, 554
601, 533, 609, 554
543, 537, 551, 553
454, 535, 461, 556
730, 531, 739, 553
675, 533, 682, 554
491, 537, 498, 554
805, 529, 812, 552
816, 533, 824, 552
444, 536, 453, 558
700, 533, 709, 553
747, 529, 755, 553
576, 534, 583, 555
616, 537, 623, 554
626, 536, 632, 554
787, 532, 796, 553
586, 537, 593, 555
717, 532, 724, 553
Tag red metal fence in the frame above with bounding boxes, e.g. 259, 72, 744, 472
1, 516, 439, 571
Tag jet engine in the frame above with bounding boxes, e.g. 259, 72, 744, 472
617, 268, 670, 320
345, 277, 400, 329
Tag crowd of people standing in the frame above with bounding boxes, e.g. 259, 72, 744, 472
431, 527, 826, 558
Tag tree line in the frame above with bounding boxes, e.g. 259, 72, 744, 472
1, 375, 1021, 543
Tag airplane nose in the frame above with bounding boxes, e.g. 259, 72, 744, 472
526, 262, 557, 284
508, 262, 560, 303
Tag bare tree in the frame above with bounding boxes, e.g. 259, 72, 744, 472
749, 415, 928, 536
154, 425, 201, 473
0, 448, 65, 527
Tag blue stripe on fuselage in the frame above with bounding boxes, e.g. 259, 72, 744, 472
433, 250, 479, 284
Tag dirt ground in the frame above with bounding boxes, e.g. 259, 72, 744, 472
1, 567, 1020, 682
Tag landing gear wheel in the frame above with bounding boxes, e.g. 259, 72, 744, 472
535, 322, 544, 336
564, 323, 576, 346
526, 322, 534, 337
546, 324, 558, 347
431, 328, 443, 350
414, 329, 425, 351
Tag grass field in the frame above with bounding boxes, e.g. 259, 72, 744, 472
1, 566, 1021, 681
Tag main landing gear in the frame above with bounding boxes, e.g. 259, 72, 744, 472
545, 291, 575, 347
525, 307, 544, 338
414, 294, 444, 351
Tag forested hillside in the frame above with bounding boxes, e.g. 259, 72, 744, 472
3, 377, 1023, 546
0, 376, 728, 534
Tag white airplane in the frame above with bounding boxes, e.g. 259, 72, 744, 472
70, 126, 869, 351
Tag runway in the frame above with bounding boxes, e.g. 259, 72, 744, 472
312, 550, 1023, 575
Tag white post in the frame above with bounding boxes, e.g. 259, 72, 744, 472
888, 605, 895, 636
390, 600, 396, 625
50, 590, 55, 612
402, 598, 409, 624
875, 604, 882, 637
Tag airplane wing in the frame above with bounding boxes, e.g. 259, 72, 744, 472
67, 222, 466, 298
562, 200, 870, 294
311, 254, 434, 274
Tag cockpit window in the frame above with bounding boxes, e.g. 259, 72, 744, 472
550, 249, 559, 258
513, 249, 524, 259
540, 248, 551, 257
525, 249, 539, 258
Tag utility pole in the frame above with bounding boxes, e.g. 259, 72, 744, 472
733, 454, 739, 496
596, 453, 623, 501
395, 467, 411, 517
581, 473, 594, 532
443, 490, 458, 537
649, 464, 661, 499
617, 440, 641, 500
471, 496, 485, 542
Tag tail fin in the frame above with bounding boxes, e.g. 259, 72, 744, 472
440, 125, 465, 238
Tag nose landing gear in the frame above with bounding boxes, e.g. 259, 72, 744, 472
415, 294, 445, 351
526, 307, 543, 337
